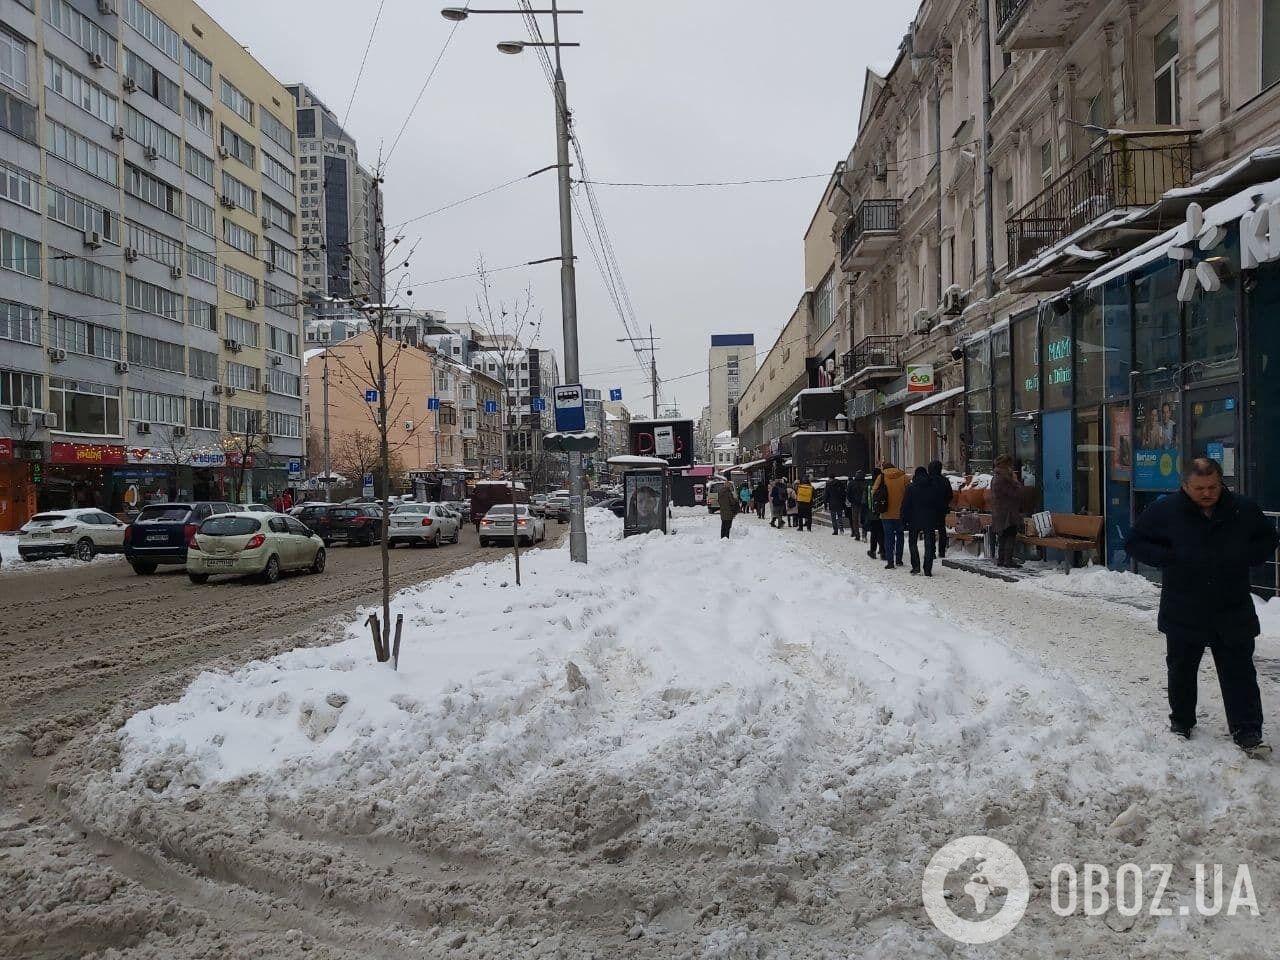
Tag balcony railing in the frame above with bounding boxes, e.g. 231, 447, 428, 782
839, 198, 900, 263
1006, 134, 1194, 271
995, 0, 1028, 35
840, 335, 902, 384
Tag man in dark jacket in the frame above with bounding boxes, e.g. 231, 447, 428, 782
717, 482, 739, 539
1126, 457, 1278, 753
752, 480, 768, 519
848, 471, 868, 540
825, 476, 847, 536
927, 461, 951, 558
902, 466, 937, 575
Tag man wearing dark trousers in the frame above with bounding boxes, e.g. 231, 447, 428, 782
1126, 457, 1279, 755
717, 482, 738, 539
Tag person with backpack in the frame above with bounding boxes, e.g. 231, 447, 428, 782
864, 467, 884, 559
794, 477, 815, 531
825, 475, 847, 536
871, 463, 909, 569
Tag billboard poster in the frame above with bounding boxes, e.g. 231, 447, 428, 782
1109, 404, 1132, 482
1133, 392, 1180, 491
629, 419, 694, 468
624, 471, 667, 536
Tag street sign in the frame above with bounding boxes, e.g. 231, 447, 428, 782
287, 458, 302, 478
362, 473, 374, 497
484, 399, 498, 414
364, 389, 378, 403
427, 397, 441, 411
553, 383, 586, 432
609, 388, 623, 402
531, 397, 547, 412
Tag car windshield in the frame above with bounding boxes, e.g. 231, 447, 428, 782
332, 509, 359, 518
135, 505, 191, 523
394, 504, 431, 514
30, 513, 68, 523
200, 516, 261, 536
487, 506, 526, 517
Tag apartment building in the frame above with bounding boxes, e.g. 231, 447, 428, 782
469, 345, 562, 488
0, 0, 304, 527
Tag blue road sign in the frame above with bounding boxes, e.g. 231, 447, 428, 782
531, 397, 547, 412
427, 397, 441, 411
553, 383, 587, 432
484, 400, 498, 414
609, 388, 623, 402
364, 389, 378, 403
287, 458, 302, 476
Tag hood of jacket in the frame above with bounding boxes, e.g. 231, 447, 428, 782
881, 467, 907, 483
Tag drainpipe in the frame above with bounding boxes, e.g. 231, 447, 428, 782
979, 0, 996, 300
934, 72, 944, 308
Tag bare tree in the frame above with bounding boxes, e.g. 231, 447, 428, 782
221, 414, 271, 504
331, 429, 404, 494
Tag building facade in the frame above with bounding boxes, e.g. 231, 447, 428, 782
0, 0, 305, 526
706, 333, 755, 439
469, 345, 562, 489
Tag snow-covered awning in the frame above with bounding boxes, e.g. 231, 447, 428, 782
731, 459, 767, 472
905, 386, 964, 415
607, 455, 669, 469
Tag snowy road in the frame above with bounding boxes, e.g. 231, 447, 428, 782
6, 512, 1279, 958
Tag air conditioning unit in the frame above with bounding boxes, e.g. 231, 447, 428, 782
173, 425, 187, 437
219, 194, 236, 208
83, 229, 102, 249
136, 421, 152, 435
111, 125, 125, 140
225, 386, 237, 396
263, 383, 273, 394
47, 347, 68, 362
97, 0, 116, 14
217, 145, 230, 160
43, 411, 59, 429
114, 360, 130, 374
122, 76, 137, 93
123, 246, 139, 262
263, 434, 273, 444
170, 265, 183, 279
88, 52, 106, 69
212, 384, 224, 395
264, 260, 275, 273
144, 145, 159, 161
261, 215, 271, 229
12, 406, 33, 426
942, 284, 966, 316
245, 298, 257, 310
872, 160, 888, 181
224, 338, 242, 352
912, 308, 933, 335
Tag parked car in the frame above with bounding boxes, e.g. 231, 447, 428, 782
293, 502, 338, 536
124, 501, 236, 574
323, 504, 384, 546
388, 502, 460, 547
545, 491, 571, 523
598, 497, 626, 519
706, 480, 733, 514
479, 505, 546, 547
16, 508, 127, 561
470, 480, 528, 528
530, 494, 548, 517
238, 502, 274, 513
186, 512, 325, 584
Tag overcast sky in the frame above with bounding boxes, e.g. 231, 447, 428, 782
202, 1, 913, 417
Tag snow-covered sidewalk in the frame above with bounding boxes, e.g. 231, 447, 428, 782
74, 511, 1280, 958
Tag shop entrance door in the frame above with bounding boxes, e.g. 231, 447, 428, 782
1042, 410, 1073, 514
1185, 385, 1241, 490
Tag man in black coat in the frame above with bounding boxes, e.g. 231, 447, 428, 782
825, 476, 847, 536
927, 460, 952, 558
1126, 457, 1279, 753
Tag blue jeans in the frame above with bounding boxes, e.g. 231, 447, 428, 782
829, 507, 843, 534
881, 519, 905, 565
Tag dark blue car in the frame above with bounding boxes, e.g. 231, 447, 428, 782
124, 501, 235, 574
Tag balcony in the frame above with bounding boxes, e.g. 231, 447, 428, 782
996, 0, 1094, 50
1006, 133, 1194, 284
840, 335, 902, 387
839, 199, 900, 270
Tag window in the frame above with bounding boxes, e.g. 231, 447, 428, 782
224, 361, 258, 391
123, 0, 179, 60
50, 314, 122, 359
220, 77, 253, 123
268, 324, 299, 357
188, 298, 217, 331
0, 299, 40, 346
0, 369, 42, 408
127, 331, 184, 372
1003, 176, 1015, 223
48, 250, 120, 301
125, 219, 180, 268
189, 398, 218, 430
183, 42, 211, 88
222, 218, 257, 256
129, 389, 185, 425
123, 48, 179, 112
264, 281, 296, 317
224, 266, 258, 302
261, 152, 295, 193
48, 377, 122, 435
267, 367, 300, 397
1154, 18, 1180, 125
44, 0, 117, 69
267, 240, 296, 276
221, 171, 256, 213
1266, 0, 1280, 89
220, 124, 255, 166
0, 89, 37, 142
45, 55, 118, 126
126, 163, 181, 215
184, 94, 212, 136
185, 145, 214, 186
186, 196, 214, 236
46, 117, 118, 184
188, 346, 217, 381
0, 26, 30, 97
260, 107, 293, 152
48, 184, 119, 243
224, 313, 259, 347
127, 276, 182, 321
1, 229, 40, 278
267, 410, 301, 438
1040, 141, 1054, 187
263, 195, 295, 234
0, 159, 39, 212
225, 405, 260, 434
123, 105, 180, 163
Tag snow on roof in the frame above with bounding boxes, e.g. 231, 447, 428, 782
303, 348, 328, 364
607, 455, 669, 468
1163, 143, 1280, 198
905, 385, 964, 414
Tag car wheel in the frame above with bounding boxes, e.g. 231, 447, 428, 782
479, 538, 488, 548
130, 562, 157, 576
431, 531, 441, 547
311, 548, 326, 574
74, 537, 95, 562
261, 554, 281, 584
322, 538, 332, 548
188, 573, 209, 584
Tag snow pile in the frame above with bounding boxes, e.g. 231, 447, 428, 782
1257, 595, 1280, 644
1019, 565, 1160, 604
0, 533, 122, 574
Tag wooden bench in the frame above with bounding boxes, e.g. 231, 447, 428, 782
946, 512, 992, 556
1018, 513, 1103, 572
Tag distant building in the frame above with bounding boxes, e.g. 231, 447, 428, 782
707, 335, 756, 438
711, 431, 739, 472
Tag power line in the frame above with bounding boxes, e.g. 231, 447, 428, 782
383, 174, 533, 232
385, 7, 467, 165
580, 173, 831, 188
341, 0, 388, 132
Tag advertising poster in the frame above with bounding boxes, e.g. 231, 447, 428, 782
624, 471, 666, 536
1133, 393, 1180, 491
1109, 404, 1132, 482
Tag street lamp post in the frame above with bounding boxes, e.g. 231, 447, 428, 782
444, 2, 587, 564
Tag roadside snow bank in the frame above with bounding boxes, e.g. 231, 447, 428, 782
0, 533, 123, 574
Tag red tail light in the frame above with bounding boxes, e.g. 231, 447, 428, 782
421, 517, 433, 526
124, 525, 133, 545
517, 519, 528, 526
245, 533, 266, 549
184, 523, 199, 546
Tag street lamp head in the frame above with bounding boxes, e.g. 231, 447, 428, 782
496, 40, 526, 54
440, 7, 469, 21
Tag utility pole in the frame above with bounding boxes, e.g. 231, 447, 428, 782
617, 328, 662, 417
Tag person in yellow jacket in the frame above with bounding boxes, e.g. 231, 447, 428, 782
794, 477, 815, 531
871, 463, 909, 568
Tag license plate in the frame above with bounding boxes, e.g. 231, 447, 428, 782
146, 534, 168, 543
30, 532, 50, 539
204, 558, 235, 568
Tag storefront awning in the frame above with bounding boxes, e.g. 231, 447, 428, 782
732, 458, 767, 472
905, 386, 964, 415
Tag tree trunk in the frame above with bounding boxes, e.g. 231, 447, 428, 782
375, 310, 392, 657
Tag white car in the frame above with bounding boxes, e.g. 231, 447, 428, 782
388, 502, 460, 547
186, 511, 325, 584
479, 505, 546, 547
17, 508, 127, 561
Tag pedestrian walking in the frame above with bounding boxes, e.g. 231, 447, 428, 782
825, 475, 847, 536
902, 466, 937, 576
865, 467, 884, 558
717, 481, 738, 539
1126, 457, 1278, 754
926, 461, 950, 558
849, 470, 868, 540
753, 480, 768, 519
770, 478, 787, 528
795, 478, 815, 531
990, 455, 1024, 568
738, 483, 751, 516
871, 463, 908, 568
786, 484, 799, 527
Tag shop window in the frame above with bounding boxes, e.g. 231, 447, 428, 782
1012, 311, 1039, 413
993, 326, 1012, 459
1074, 291, 1105, 406
1133, 264, 1180, 391
1185, 234, 1240, 381
1102, 279, 1133, 399
1040, 303, 1073, 410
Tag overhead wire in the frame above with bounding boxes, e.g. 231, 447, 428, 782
384, 4, 468, 165
340, 0, 388, 132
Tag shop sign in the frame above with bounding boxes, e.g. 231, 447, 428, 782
906, 364, 936, 394
0, 438, 11, 462
1046, 337, 1073, 386
225, 451, 256, 468
189, 451, 227, 467
50, 442, 127, 466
